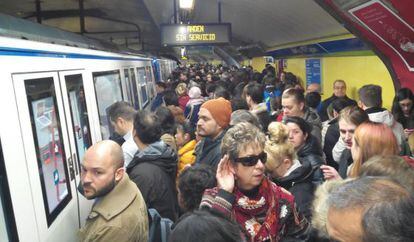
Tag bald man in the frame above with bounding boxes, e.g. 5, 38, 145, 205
79, 140, 148, 242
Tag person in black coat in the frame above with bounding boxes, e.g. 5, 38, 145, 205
284, 117, 325, 184
264, 122, 316, 219
245, 82, 273, 132
323, 98, 356, 169
127, 110, 179, 222
318, 80, 357, 122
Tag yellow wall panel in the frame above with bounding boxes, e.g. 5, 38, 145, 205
280, 56, 394, 110
251, 57, 267, 72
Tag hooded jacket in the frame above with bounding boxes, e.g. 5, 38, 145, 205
272, 161, 316, 220
297, 135, 325, 184
127, 141, 179, 222
366, 107, 405, 147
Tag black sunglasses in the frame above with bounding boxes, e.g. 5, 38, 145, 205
234, 152, 267, 167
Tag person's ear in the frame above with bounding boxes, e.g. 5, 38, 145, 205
117, 117, 125, 126
283, 158, 291, 166
229, 161, 236, 175
299, 101, 305, 111
114, 167, 125, 182
357, 100, 364, 109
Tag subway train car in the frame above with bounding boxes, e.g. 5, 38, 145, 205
0, 24, 175, 241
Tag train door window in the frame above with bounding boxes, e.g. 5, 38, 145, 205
123, 69, 133, 105
129, 68, 140, 109
145, 66, 155, 100
0, 142, 19, 242
93, 71, 123, 140
25, 77, 72, 225
64, 74, 92, 169
137, 67, 148, 108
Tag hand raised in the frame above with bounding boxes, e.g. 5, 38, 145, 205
320, 165, 342, 181
216, 155, 235, 193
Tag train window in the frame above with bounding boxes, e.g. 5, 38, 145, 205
93, 71, 123, 140
137, 67, 148, 107
25, 77, 72, 226
64, 74, 92, 169
145, 66, 155, 100
123, 69, 133, 104
129, 68, 140, 109
0, 142, 19, 242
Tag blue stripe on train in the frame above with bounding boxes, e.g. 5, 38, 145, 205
0, 46, 148, 61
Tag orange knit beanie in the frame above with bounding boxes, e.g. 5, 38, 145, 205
200, 97, 232, 128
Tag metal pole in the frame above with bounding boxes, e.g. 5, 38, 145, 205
79, 0, 86, 34
35, 0, 42, 23
173, 0, 178, 23
218, 0, 222, 23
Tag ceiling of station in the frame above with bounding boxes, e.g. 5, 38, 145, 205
0, 0, 351, 62
0, 0, 160, 51
145, 0, 350, 49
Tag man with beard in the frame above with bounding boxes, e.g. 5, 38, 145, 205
195, 97, 232, 171
79, 140, 148, 242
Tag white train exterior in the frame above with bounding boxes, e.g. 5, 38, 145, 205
0, 33, 175, 242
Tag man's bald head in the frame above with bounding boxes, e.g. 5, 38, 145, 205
85, 140, 124, 169
81, 140, 125, 199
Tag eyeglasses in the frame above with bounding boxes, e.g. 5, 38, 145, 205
234, 152, 267, 166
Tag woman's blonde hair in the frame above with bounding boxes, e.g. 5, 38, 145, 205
264, 122, 296, 172
175, 82, 188, 97
350, 122, 399, 177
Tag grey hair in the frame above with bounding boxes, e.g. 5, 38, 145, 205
362, 195, 414, 242
327, 177, 409, 210
221, 122, 266, 162
230, 110, 262, 130
311, 179, 348, 238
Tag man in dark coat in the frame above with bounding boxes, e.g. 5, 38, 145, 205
245, 82, 273, 132
195, 97, 232, 171
127, 110, 179, 222
318, 80, 356, 122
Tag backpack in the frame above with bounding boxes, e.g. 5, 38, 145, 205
148, 208, 174, 242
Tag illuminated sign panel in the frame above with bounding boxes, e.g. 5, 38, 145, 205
161, 23, 231, 46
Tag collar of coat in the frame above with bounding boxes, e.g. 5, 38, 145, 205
89, 173, 137, 221
178, 139, 197, 156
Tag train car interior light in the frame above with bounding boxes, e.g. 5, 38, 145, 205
179, 0, 194, 9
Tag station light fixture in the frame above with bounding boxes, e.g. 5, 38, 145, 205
179, 0, 195, 9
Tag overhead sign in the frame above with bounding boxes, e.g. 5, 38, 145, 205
161, 23, 231, 46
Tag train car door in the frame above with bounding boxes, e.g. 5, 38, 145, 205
13, 72, 81, 242
58, 70, 95, 227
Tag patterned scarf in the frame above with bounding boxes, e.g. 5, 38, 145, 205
233, 178, 281, 242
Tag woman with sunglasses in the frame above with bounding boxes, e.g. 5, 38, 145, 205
200, 122, 309, 242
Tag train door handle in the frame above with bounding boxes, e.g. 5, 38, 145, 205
68, 156, 75, 181
73, 153, 79, 175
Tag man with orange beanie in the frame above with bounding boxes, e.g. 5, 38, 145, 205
195, 97, 232, 171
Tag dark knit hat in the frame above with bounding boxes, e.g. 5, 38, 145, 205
200, 97, 232, 128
